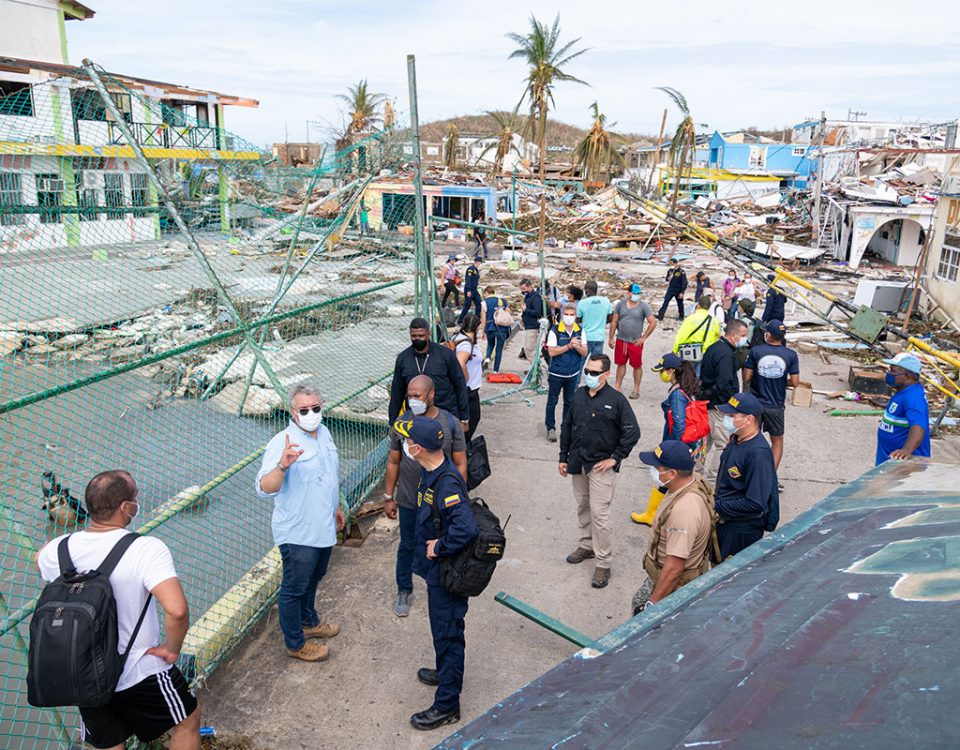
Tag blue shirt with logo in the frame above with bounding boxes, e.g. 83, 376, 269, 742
745, 343, 799, 408
876, 382, 930, 464
715, 431, 779, 531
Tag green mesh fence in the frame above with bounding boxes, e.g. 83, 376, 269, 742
0, 62, 435, 747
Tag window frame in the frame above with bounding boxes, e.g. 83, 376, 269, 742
103, 172, 125, 221
936, 233, 960, 283
36, 172, 64, 224
0, 172, 25, 225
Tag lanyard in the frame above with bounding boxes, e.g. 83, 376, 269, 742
415, 353, 430, 374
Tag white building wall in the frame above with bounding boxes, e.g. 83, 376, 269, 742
923, 157, 960, 325
0, 0, 65, 65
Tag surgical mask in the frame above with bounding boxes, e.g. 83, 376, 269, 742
402, 440, 413, 460
723, 415, 738, 433
298, 408, 323, 432
584, 373, 601, 389
659, 371, 672, 383
884, 372, 898, 387
411, 338, 429, 352
737, 336, 749, 348
648, 467, 663, 485
408, 398, 427, 415
630, 293, 641, 302
562, 315, 576, 327
124, 502, 139, 521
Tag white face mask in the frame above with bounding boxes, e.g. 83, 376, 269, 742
402, 440, 420, 462
562, 315, 576, 327
649, 467, 663, 486
298, 408, 323, 432
124, 502, 139, 521
408, 398, 427, 415
723, 415, 738, 433
737, 336, 750, 348
630, 294, 641, 302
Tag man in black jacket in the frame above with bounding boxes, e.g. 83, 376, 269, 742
761, 274, 787, 324
389, 318, 470, 428
518, 278, 543, 361
657, 258, 688, 322
700, 319, 748, 482
558, 354, 640, 589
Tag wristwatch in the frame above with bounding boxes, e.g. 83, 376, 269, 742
276, 463, 288, 473
383, 492, 394, 500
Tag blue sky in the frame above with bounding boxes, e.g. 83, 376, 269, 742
68, 0, 960, 148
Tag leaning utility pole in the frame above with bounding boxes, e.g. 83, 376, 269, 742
647, 108, 668, 195
407, 54, 434, 327
812, 110, 826, 245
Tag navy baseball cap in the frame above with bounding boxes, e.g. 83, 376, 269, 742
652, 352, 683, 372
717, 392, 765, 417
393, 415, 444, 449
766, 273, 776, 282
764, 319, 786, 339
638, 440, 695, 471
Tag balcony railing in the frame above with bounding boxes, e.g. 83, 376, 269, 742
94, 120, 222, 150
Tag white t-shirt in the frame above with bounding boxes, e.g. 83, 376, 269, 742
737, 282, 755, 300
455, 336, 482, 390
37, 529, 178, 691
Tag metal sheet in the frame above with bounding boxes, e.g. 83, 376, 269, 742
438, 461, 960, 750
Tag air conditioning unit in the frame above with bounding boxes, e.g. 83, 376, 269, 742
943, 175, 960, 197
37, 177, 65, 192
80, 171, 101, 189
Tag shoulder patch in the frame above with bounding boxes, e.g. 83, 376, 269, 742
727, 466, 742, 479
443, 494, 461, 508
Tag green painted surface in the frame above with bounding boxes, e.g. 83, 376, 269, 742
56, 8, 69, 64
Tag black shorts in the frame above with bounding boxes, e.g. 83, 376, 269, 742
760, 406, 785, 437
79, 666, 197, 748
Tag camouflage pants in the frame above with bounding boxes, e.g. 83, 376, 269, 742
631, 577, 654, 616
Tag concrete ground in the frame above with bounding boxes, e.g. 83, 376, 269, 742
200, 276, 960, 749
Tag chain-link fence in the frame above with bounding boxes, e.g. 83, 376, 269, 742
0, 62, 432, 747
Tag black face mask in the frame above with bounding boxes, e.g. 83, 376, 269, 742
411, 339, 429, 352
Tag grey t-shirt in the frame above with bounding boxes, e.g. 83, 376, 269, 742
614, 299, 654, 341
388, 408, 466, 508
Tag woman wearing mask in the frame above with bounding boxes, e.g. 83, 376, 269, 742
695, 271, 713, 303
722, 269, 739, 320
454, 314, 483, 441
631, 353, 707, 525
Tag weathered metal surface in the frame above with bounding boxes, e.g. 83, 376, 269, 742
438, 461, 960, 750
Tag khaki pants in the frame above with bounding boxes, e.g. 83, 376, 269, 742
704, 408, 730, 482
571, 467, 618, 569
522, 328, 539, 359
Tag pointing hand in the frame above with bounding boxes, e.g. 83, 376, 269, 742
280, 434, 304, 469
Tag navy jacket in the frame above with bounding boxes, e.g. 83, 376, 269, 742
464, 264, 480, 294
762, 288, 787, 323
521, 290, 543, 330
666, 267, 688, 294
715, 432, 779, 532
699, 338, 740, 409
413, 456, 479, 585
389, 342, 469, 423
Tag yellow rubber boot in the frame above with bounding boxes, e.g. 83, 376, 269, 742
631, 486, 666, 526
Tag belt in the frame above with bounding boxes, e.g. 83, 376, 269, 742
717, 513, 763, 524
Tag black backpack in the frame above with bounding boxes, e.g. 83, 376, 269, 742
431, 474, 506, 598
27, 533, 153, 708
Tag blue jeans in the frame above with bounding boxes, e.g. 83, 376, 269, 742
459, 292, 482, 323
278, 543, 333, 650
396, 505, 417, 593
428, 582, 469, 712
586, 340, 604, 358
545, 374, 578, 430
485, 330, 507, 372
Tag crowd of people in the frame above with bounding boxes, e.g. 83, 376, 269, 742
28, 254, 936, 747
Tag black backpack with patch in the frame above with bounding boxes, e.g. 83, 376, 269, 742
27, 533, 153, 708
431, 473, 507, 598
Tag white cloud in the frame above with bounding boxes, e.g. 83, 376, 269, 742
65, 0, 960, 147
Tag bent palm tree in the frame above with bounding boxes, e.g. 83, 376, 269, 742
477, 109, 524, 175
572, 102, 625, 187
656, 86, 697, 211
507, 14, 588, 258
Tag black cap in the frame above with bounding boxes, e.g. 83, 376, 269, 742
393, 415, 444, 449
717, 392, 764, 417
637, 440, 695, 471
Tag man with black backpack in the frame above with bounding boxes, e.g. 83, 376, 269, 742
396, 415, 478, 732
33, 470, 199, 750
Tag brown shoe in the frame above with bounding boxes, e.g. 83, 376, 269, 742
287, 642, 329, 661
302, 622, 340, 639
591, 567, 610, 589
565, 547, 596, 564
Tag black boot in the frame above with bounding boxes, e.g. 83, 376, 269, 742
410, 705, 461, 731
417, 667, 439, 686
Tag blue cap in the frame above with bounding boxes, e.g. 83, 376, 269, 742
652, 352, 683, 372
638, 440, 695, 471
883, 352, 922, 374
393, 415, 444, 449
629, 283, 642, 294
764, 319, 786, 339
717, 392, 765, 417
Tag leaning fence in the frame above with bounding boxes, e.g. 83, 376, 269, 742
0, 61, 431, 747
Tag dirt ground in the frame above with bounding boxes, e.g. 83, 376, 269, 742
199, 247, 960, 750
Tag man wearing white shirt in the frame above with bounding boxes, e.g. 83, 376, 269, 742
257, 382, 346, 662
36, 470, 199, 750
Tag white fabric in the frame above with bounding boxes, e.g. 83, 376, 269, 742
456, 337, 482, 390
546, 330, 558, 348
37, 530, 178, 691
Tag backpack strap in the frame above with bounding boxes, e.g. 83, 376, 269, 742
96, 533, 142, 577
57, 535, 76, 576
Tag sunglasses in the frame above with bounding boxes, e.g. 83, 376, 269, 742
584, 369, 606, 376
298, 406, 322, 415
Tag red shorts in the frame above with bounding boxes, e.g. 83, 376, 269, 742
614, 339, 644, 367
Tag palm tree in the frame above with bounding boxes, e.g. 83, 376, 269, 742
477, 109, 524, 175
383, 99, 395, 130
656, 86, 697, 211
336, 79, 386, 136
572, 102, 624, 187
444, 123, 459, 168
507, 14, 588, 253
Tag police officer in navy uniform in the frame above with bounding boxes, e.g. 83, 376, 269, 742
395, 415, 478, 731
713, 393, 779, 560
